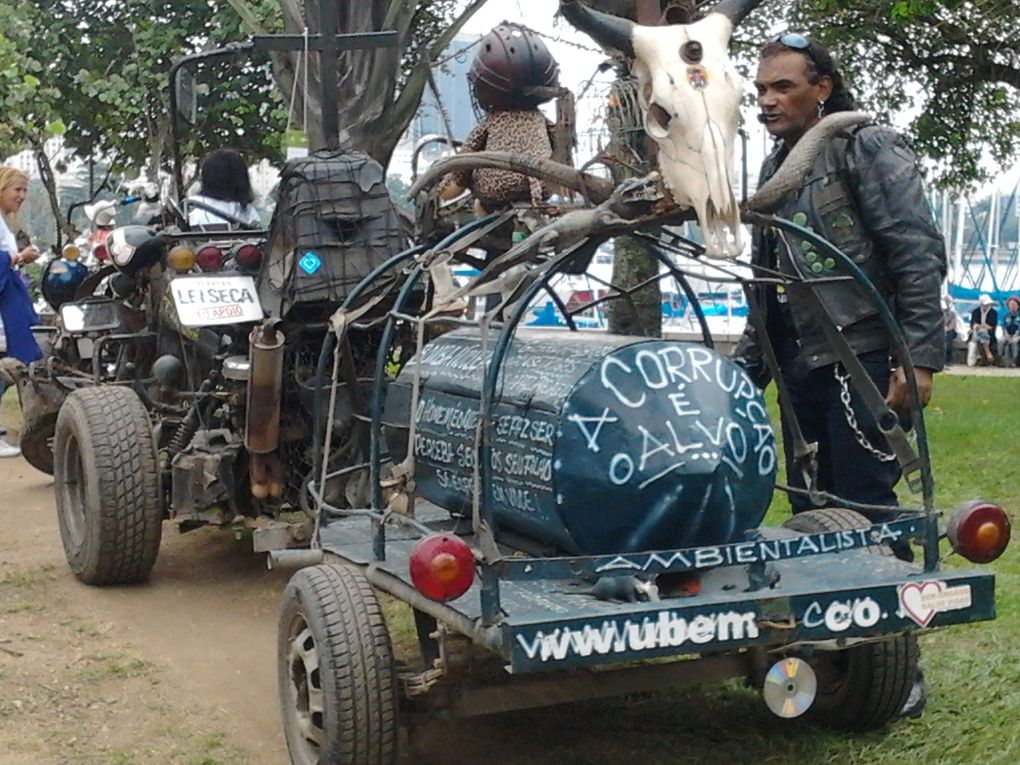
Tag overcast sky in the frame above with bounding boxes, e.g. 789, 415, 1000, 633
458, 1, 1017, 197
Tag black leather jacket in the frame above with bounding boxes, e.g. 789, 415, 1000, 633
733, 123, 947, 384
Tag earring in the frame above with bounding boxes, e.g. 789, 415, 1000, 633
817, 100, 826, 118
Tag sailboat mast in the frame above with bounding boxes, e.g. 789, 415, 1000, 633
989, 187, 1000, 266
954, 196, 966, 279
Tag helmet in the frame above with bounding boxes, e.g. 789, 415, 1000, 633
41, 257, 88, 310
107, 225, 163, 275
469, 23, 560, 111
84, 200, 118, 228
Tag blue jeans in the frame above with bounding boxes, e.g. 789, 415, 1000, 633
778, 348, 900, 519
944, 329, 956, 364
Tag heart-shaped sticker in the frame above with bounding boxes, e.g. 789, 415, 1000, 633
898, 580, 946, 627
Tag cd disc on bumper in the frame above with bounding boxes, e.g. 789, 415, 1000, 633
763, 657, 817, 718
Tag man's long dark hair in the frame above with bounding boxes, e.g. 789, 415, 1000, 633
199, 148, 255, 205
761, 37, 856, 115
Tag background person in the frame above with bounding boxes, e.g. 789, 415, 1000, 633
1001, 295, 1020, 367
186, 148, 262, 229
0, 166, 42, 458
967, 294, 997, 367
942, 294, 959, 366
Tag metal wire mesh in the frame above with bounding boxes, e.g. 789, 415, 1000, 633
607, 77, 646, 144
258, 148, 405, 318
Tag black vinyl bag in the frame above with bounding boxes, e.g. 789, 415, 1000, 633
259, 149, 403, 317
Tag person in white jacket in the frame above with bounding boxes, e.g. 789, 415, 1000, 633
0, 166, 42, 458
186, 149, 262, 230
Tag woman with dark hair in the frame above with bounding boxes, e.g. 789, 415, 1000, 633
737, 32, 945, 519
754, 33, 857, 143
1001, 295, 1020, 366
187, 148, 262, 229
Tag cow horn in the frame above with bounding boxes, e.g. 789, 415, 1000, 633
709, 0, 764, 27
559, 1, 635, 58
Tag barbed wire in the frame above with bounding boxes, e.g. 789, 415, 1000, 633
429, 35, 483, 69
515, 22, 606, 55
430, 18, 606, 70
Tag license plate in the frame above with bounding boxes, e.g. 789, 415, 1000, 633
169, 275, 263, 327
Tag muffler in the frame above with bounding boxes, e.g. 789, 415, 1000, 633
246, 320, 285, 498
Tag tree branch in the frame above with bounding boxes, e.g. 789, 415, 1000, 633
221, 0, 268, 34
408, 151, 616, 203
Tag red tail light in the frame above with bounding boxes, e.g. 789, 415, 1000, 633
93, 243, 110, 261
409, 534, 476, 602
947, 500, 1011, 563
196, 245, 224, 272
235, 244, 263, 269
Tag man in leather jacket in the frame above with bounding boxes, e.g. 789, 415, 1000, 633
733, 35, 946, 516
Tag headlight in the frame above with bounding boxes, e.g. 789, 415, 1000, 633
59, 301, 121, 334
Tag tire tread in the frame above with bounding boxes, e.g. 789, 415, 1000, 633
279, 564, 397, 765
55, 386, 162, 585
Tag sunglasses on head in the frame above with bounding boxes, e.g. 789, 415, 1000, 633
774, 33, 810, 50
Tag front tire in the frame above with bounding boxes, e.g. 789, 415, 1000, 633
278, 564, 398, 765
783, 508, 919, 731
54, 386, 163, 585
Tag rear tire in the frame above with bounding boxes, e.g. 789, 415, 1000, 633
7, 364, 59, 476
54, 386, 163, 585
278, 564, 397, 765
782, 508, 919, 731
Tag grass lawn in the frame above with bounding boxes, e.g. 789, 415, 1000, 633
395, 374, 1020, 765
769, 373, 1020, 765
0, 383, 20, 437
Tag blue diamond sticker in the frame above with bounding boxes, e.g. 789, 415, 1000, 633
299, 251, 322, 275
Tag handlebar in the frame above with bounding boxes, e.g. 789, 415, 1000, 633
182, 198, 264, 231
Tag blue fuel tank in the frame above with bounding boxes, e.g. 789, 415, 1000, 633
383, 330, 777, 556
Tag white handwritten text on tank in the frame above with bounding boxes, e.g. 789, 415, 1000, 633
515, 609, 759, 663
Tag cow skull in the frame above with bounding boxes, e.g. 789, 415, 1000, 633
561, 0, 762, 258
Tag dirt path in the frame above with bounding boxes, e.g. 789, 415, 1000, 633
0, 453, 588, 765
0, 453, 774, 765
0, 455, 645, 765
0, 457, 291, 764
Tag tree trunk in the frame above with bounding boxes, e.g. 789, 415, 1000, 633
605, 1, 672, 338
147, 119, 169, 186
603, 1, 700, 337
33, 141, 78, 248
608, 235, 662, 336
272, 0, 487, 166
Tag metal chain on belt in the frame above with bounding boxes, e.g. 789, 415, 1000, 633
833, 365, 896, 462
